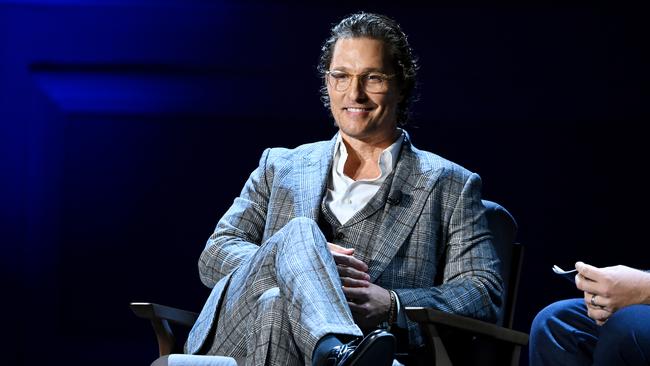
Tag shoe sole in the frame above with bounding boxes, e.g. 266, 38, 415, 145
345, 331, 395, 366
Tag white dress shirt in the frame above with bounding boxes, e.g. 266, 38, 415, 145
325, 131, 404, 225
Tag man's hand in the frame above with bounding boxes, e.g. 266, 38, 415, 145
575, 261, 650, 325
327, 243, 391, 329
581, 290, 613, 326
344, 284, 392, 330
328, 243, 370, 285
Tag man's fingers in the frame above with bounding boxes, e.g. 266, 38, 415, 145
338, 265, 370, 281
340, 277, 370, 288
328, 242, 354, 255
587, 307, 612, 324
575, 261, 600, 281
328, 244, 369, 280
347, 302, 364, 313
331, 252, 368, 272
576, 273, 602, 294
584, 292, 612, 313
343, 286, 368, 302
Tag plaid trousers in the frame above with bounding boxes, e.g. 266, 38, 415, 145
205, 217, 363, 366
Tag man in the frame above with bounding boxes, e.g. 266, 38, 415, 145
157, 12, 503, 366
530, 262, 650, 365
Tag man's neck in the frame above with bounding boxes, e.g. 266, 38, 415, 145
340, 129, 401, 181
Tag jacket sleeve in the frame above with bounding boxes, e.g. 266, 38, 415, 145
395, 172, 504, 331
198, 148, 272, 288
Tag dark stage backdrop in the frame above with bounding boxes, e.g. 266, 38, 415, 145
1, 1, 647, 365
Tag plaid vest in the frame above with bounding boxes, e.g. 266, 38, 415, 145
318, 170, 398, 270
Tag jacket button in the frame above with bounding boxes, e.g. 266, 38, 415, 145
335, 232, 345, 240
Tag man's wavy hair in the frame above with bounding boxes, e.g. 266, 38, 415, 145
317, 12, 419, 126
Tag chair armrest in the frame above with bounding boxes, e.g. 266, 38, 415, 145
405, 307, 528, 346
130, 302, 199, 327
130, 302, 199, 356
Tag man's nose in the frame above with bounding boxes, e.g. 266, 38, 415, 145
347, 76, 368, 101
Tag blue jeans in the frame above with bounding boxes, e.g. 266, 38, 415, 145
529, 298, 650, 365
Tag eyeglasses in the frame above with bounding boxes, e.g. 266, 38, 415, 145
325, 70, 396, 93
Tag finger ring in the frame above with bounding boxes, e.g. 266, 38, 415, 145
591, 294, 598, 307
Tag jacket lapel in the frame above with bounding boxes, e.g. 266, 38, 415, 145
367, 137, 446, 281
293, 135, 336, 220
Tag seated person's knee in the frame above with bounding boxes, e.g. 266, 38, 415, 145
599, 305, 650, 345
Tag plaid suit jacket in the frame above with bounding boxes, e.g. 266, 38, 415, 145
186, 131, 503, 353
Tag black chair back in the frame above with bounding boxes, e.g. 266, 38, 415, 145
482, 200, 522, 329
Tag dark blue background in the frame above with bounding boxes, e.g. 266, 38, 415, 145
1, 1, 648, 365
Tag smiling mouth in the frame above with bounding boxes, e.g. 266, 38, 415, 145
345, 107, 373, 112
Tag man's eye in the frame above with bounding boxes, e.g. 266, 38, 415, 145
331, 73, 350, 80
365, 74, 384, 82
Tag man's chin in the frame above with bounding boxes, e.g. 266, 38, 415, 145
338, 128, 370, 141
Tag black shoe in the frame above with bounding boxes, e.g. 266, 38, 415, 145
325, 329, 395, 366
